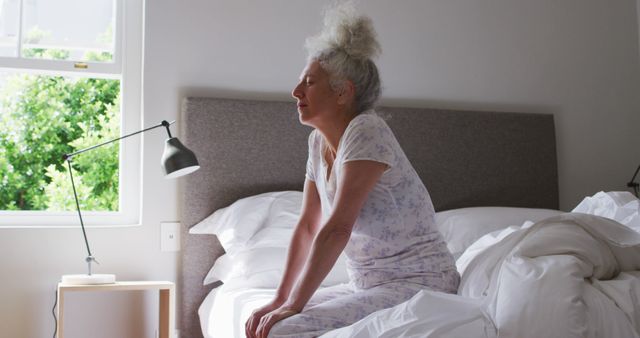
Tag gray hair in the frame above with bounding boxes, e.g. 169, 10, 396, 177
305, 2, 382, 114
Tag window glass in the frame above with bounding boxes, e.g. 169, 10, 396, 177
0, 0, 142, 226
0, 0, 20, 57
21, 0, 115, 62
0, 70, 121, 211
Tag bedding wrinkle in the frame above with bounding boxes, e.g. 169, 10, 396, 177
591, 272, 640, 333
459, 213, 640, 338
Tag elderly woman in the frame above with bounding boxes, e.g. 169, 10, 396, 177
246, 5, 459, 338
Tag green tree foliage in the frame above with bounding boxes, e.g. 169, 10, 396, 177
22, 26, 71, 60
0, 25, 119, 212
22, 25, 113, 62
0, 75, 120, 211
84, 24, 115, 62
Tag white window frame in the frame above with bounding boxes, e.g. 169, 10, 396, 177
0, 0, 143, 227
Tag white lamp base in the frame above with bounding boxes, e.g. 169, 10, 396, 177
61, 274, 116, 285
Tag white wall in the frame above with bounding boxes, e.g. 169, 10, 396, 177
146, 0, 640, 212
1, 1, 639, 337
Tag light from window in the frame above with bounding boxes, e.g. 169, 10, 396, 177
0, 0, 124, 215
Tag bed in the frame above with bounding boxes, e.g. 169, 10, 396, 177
178, 97, 640, 338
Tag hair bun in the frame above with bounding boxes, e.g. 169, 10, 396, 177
306, 2, 381, 61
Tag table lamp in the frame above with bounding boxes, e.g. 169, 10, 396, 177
60, 120, 199, 285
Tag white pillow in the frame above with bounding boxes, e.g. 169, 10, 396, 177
189, 191, 302, 253
245, 227, 294, 249
191, 190, 349, 287
435, 207, 562, 258
204, 247, 350, 287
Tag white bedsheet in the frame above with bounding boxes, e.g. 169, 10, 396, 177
200, 213, 640, 338
199, 284, 277, 338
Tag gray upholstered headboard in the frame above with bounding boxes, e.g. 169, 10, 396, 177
179, 97, 558, 337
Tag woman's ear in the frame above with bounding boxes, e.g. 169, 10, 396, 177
337, 80, 355, 105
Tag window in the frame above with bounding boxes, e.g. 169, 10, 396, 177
0, 0, 143, 226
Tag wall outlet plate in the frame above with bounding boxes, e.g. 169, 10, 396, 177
160, 222, 181, 252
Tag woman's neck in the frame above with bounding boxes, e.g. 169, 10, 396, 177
318, 110, 356, 153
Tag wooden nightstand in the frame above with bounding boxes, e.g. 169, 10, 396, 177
56, 281, 175, 338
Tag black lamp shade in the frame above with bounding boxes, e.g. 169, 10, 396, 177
162, 137, 200, 179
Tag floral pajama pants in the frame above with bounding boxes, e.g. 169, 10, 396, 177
268, 270, 460, 338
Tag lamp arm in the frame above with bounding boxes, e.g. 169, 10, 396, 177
628, 164, 640, 198
63, 120, 175, 160
63, 119, 176, 275
66, 159, 92, 258
628, 164, 640, 187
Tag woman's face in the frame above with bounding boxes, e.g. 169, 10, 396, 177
292, 60, 341, 128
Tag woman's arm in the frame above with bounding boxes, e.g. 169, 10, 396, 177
246, 179, 322, 338
273, 179, 323, 303
254, 160, 387, 338
283, 160, 386, 310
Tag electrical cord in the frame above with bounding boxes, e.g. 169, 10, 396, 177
52, 283, 59, 338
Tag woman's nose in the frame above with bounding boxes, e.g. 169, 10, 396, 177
292, 83, 304, 99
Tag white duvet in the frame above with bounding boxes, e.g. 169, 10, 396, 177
199, 192, 640, 338
322, 213, 640, 338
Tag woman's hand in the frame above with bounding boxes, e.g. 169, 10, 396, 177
245, 300, 285, 338
255, 307, 299, 338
